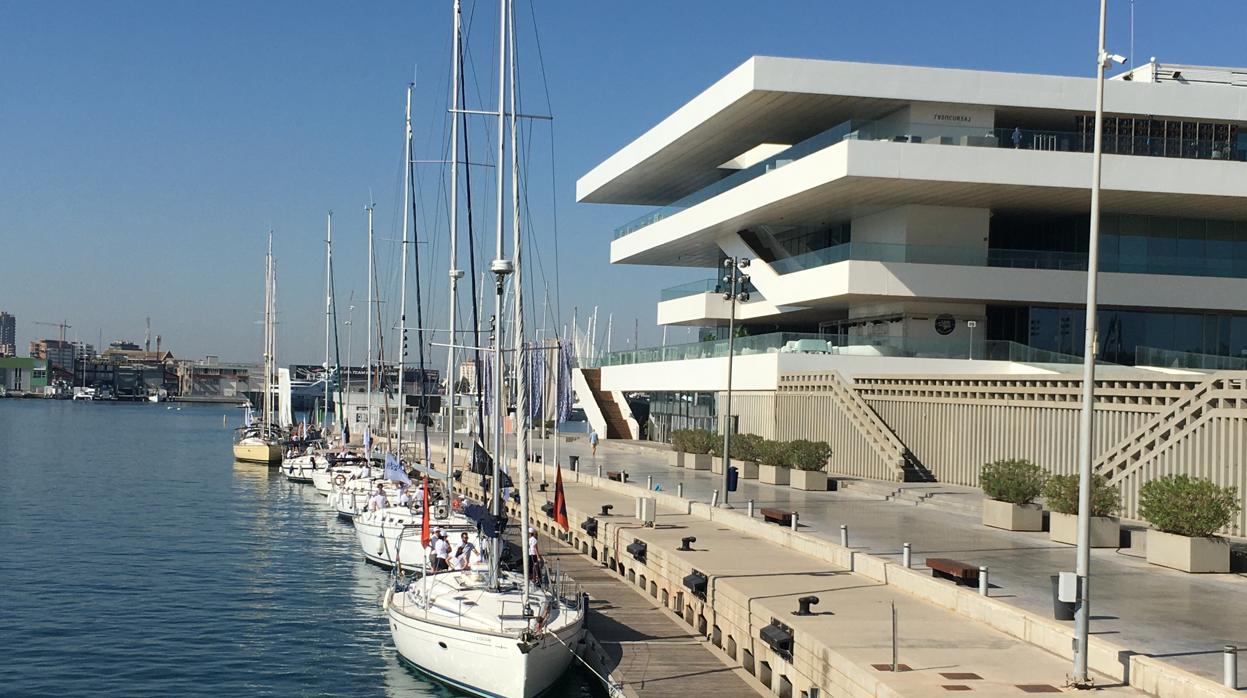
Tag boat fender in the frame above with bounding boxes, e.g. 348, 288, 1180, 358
435, 505, 450, 520
333, 474, 347, 487
382, 586, 393, 610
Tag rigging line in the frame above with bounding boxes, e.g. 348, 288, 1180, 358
408, 112, 433, 469
459, 22, 487, 441
526, 0, 563, 331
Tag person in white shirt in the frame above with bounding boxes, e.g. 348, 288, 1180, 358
454, 532, 477, 570
398, 488, 413, 508
431, 534, 452, 572
527, 532, 541, 582
358, 463, 373, 479
368, 484, 387, 512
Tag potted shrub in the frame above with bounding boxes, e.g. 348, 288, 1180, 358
710, 433, 762, 478
1140, 475, 1240, 573
757, 440, 791, 485
980, 458, 1047, 531
668, 429, 690, 468
1042, 474, 1120, 546
788, 440, 832, 491
680, 429, 715, 470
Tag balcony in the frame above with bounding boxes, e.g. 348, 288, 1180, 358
612, 118, 1247, 241
582, 331, 1098, 368
767, 241, 1247, 280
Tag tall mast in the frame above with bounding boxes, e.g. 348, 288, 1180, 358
263, 230, 273, 429
397, 83, 414, 457
444, 0, 463, 493
324, 212, 333, 431
366, 202, 375, 435
487, 0, 510, 590
507, 0, 533, 614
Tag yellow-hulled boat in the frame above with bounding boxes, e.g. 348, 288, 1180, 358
233, 426, 284, 465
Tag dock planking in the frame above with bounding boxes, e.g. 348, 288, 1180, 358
540, 533, 759, 698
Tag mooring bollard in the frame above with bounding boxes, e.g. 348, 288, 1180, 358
747, 499, 755, 518
902, 543, 912, 569
839, 524, 848, 547
710, 489, 719, 508
597, 463, 603, 478
646, 475, 653, 491
677, 482, 684, 498
790, 512, 799, 531
979, 566, 989, 596
1226, 645, 1239, 689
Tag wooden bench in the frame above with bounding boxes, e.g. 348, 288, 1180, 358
926, 558, 979, 585
608, 471, 628, 482
760, 508, 794, 527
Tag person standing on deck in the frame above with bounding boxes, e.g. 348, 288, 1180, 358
528, 531, 542, 583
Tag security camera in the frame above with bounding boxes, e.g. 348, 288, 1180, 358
1109, 54, 1127, 64
1102, 52, 1127, 66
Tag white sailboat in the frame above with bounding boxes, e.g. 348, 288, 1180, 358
386, 4, 584, 695
234, 231, 284, 465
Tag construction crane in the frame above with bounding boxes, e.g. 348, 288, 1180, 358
33, 319, 72, 344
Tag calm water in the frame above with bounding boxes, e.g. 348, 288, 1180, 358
0, 400, 599, 697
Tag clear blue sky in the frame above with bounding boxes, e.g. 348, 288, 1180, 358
2, 1, 1245, 364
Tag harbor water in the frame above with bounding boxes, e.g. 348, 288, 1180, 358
0, 400, 600, 697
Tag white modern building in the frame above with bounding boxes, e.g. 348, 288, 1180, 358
576, 57, 1247, 436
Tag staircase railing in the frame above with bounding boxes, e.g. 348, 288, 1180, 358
822, 371, 910, 482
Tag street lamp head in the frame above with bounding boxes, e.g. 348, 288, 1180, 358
738, 292, 750, 303
738, 258, 750, 269
723, 258, 734, 268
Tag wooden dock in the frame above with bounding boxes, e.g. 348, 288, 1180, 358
540, 533, 760, 698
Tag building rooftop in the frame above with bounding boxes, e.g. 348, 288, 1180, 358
578, 56, 1247, 207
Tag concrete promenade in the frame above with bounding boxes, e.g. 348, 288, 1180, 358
539, 531, 764, 698
513, 474, 1147, 697
424, 432, 1245, 688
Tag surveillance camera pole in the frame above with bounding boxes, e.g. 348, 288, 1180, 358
1072, 0, 1109, 686
720, 256, 750, 508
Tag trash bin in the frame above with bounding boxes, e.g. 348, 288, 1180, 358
569, 455, 579, 471
1050, 575, 1079, 621
727, 466, 739, 492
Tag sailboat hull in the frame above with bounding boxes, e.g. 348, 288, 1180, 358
388, 602, 582, 698
233, 442, 283, 465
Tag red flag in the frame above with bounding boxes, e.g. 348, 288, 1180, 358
420, 475, 431, 547
553, 462, 569, 531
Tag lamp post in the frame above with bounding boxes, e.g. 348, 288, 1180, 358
720, 256, 750, 508
1073, 0, 1123, 686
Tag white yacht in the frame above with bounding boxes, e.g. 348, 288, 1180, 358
354, 502, 480, 572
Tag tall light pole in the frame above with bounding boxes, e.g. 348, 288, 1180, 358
1073, 0, 1122, 685
720, 256, 750, 507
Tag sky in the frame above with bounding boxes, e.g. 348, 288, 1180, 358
3, 0, 1246, 366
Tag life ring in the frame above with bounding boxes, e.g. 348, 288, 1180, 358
333, 474, 347, 487
451, 497, 463, 512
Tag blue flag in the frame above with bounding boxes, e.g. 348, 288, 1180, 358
383, 453, 410, 485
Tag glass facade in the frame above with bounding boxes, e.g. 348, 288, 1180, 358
647, 391, 717, 444
988, 305, 1247, 365
990, 213, 1247, 278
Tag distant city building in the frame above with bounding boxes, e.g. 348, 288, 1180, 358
108, 340, 141, 352
457, 360, 477, 393
29, 338, 75, 375
71, 340, 97, 360
0, 356, 47, 393
0, 312, 15, 357
176, 357, 256, 401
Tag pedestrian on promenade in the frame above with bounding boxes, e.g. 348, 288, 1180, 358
589, 429, 599, 457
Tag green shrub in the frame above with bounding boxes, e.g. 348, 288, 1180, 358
1139, 474, 1241, 538
788, 439, 832, 472
1042, 473, 1119, 516
980, 458, 1047, 505
728, 433, 763, 462
671, 429, 715, 455
756, 439, 791, 468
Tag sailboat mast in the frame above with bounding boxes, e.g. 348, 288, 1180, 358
507, 0, 533, 613
488, 0, 510, 590
397, 83, 413, 458
263, 230, 273, 430
324, 212, 333, 431
366, 203, 375, 435
443, 0, 463, 493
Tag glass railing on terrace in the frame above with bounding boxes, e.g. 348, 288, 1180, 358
612, 119, 857, 239
1135, 345, 1247, 371
579, 331, 1100, 368
658, 276, 760, 302
768, 240, 1247, 279
612, 116, 1246, 242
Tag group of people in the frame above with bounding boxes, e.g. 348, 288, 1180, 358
428, 527, 478, 572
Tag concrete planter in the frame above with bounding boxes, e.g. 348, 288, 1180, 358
981, 498, 1043, 531
667, 451, 686, 468
736, 461, 758, 479
711, 456, 724, 475
758, 464, 789, 485
790, 469, 828, 491
685, 453, 712, 471
1146, 530, 1231, 573
1049, 511, 1119, 547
